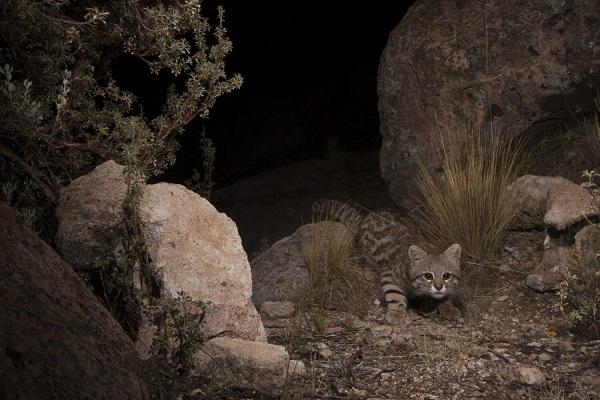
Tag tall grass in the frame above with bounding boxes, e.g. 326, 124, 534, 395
296, 210, 373, 314
417, 117, 525, 261
582, 95, 600, 168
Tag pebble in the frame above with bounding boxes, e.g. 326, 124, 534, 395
539, 352, 552, 361
325, 326, 344, 335
288, 360, 307, 376
516, 366, 545, 385
319, 348, 333, 359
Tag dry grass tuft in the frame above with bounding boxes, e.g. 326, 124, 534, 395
417, 117, 526, 262
527, 383, 595, 400
582, 95, 600, 168
413, 333, 476, 364
294, 209, 373, 315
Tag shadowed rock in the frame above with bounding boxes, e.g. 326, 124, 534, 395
378, 0, 600, 206
193, 337, 289, 396
0, 202, 149, 400
251, 221, 349, 305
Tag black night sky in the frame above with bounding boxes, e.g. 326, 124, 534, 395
116, 1, 414, 185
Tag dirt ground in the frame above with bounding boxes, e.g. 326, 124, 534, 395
197, 151, 600, 400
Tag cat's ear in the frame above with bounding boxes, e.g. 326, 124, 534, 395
444, 243, 461, 265
408, 245, 428, 262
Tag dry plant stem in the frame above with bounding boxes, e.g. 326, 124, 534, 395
0, 142, 58, 204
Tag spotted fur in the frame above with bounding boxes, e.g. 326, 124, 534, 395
313, 199, 462, 324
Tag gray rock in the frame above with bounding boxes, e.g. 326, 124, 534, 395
506, 175, 573, 229
544, 181, 594, 231
260, 301, 296, 319
288, 360, 307, 377
516, 366, 545, 385
0, 203, 149, 400
55, 160, 128, 268
139, 182, 266, 343
56, 161, 267, 355
193, 337, 289, 396
526, 247, 572, 292
378, 0, 600, 206
251, 221, 349, 304
575, 223, 600, 269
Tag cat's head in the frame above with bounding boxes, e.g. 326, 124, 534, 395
407, 244, 461, 300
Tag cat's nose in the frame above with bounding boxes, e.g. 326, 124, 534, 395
434, 282, 443, 291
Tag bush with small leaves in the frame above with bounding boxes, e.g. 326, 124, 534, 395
0, 0, 241, 237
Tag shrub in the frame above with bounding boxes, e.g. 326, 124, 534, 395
150, 291, 207, 376
0, 0, 241, 237
555, 170, 600, 339
417, 117, 525, 261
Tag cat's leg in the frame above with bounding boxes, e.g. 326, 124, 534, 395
381, 271, 409, 324
437, 298, 461, 320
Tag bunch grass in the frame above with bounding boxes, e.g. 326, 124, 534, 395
295, 208, 372, 315
417, 117, 526, 261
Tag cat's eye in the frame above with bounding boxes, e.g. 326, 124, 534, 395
442, 272, 451, 280
423, 273, 433, 280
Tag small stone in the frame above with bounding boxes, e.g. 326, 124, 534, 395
319, 348, 333, 359
325, 326, 344, 335
288, 360, 306, 377
526, 341, 542, 348
380, 372, 392, 381
498, 264, 512, 272
260, 301, 296, 320
373, 298, 381, 306
561, 341, 575, 352
539, 352, 552, 361
391, 331, 412, 342
504, 246, 516, 253
468, 345, 489, 357
516, 366, 545, 385
497, 295, 509, 302
262, 318, 289, 328
316, 342, 328, 350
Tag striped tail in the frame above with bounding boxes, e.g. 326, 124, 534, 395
312, 199, 363, 228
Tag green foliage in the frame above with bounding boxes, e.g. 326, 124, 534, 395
0, 0, 241, 235
310, 308, 326, 335
151, 291, 207, 376
184, 128, 216, 199
554, 170, 600, 339
417, 117, 525, 261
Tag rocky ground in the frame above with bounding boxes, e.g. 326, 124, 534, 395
267, 230, 600, 399
187, 230, 599, 399
185, 152, 600, 399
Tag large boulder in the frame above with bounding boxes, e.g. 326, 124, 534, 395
56, 161, 266, 348
0, 203, 148, 400
55, 160, 128, 268
378, 0, 600, 206
251, 221, 349, 305
140, 183, 266, 342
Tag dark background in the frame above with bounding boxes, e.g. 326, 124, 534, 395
116, 1, 414, 186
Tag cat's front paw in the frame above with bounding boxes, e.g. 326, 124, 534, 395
438, 301, 461, 321
385, 308, 408, 325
